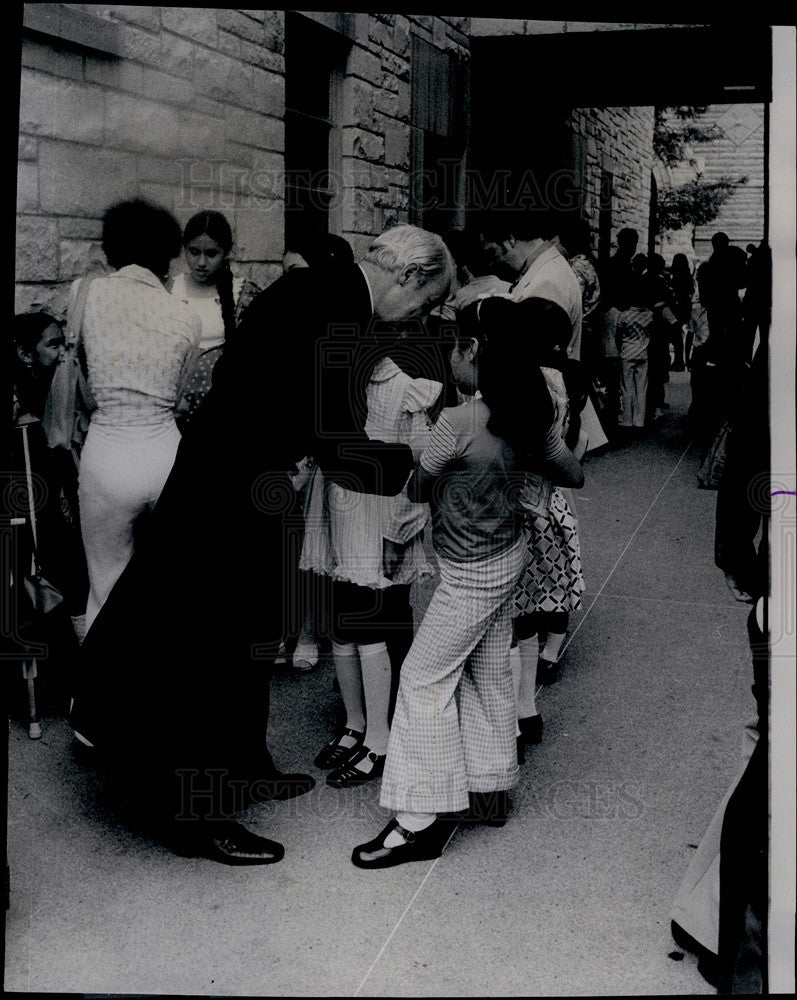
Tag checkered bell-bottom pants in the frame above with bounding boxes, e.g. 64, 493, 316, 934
380, 537, 528, 815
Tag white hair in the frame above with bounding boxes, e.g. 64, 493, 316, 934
364, 225, 454, 285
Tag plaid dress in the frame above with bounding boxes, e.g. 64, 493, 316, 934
513, 368, 585, 616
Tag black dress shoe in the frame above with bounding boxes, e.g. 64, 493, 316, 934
537, 658, 561, 685
314, 727, 364, 769
352, 818, 449, 869
519, 714, 543, 745
326, 747, 385, 788
171, 821, 284, 866
248, 771, 316, 803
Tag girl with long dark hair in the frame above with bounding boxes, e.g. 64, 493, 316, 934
352, 296, 584, 868
170, 210, 259, 427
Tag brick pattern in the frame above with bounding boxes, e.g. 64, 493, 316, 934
16, 8, 468, 317
16, 7, 287, 317
337, 14, 469, 253
568, 106, 655, 254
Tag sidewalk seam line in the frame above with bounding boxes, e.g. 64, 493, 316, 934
352, 824, 460, 996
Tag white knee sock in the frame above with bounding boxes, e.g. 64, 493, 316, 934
517, 637, 539, 718
357, 641, 392, 757
540, 630, 566, 664
384, 810, 437, 846
332, 641, 365, 739
510, 643, 522, 736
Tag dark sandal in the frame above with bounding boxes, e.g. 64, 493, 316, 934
326, 747, 386, 788
314, 727, 364, 769
537, 657, 561, 686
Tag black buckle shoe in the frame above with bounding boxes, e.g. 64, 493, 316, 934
326, 747, 386, 788
172, 821, 284, 866
314, 727, 364, 769
352, 818, 448, 869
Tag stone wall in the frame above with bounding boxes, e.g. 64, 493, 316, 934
335, 14, 470, 260
568, 107, 656, 253
15, 7, 470, 317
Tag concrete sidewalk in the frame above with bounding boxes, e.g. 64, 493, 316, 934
4, 373, 754, 996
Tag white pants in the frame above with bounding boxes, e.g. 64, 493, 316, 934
619, 357, 648, 428
79, 420, 180, 629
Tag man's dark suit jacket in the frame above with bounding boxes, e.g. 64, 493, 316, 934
69, 264, 414, 803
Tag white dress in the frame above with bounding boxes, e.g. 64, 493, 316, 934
300, 357, 441, 589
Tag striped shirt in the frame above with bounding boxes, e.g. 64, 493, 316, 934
420, 397, 566, 563
617, 306, 654, 361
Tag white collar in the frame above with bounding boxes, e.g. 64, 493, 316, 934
112, 264, 165, 289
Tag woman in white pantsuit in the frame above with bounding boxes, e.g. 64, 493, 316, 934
353, 297, 585, 869
78, 200, 201, 630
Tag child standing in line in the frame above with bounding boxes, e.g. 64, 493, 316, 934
301, 349, 442, 789
616, 286, 656, 431
352, 297, 584, 869
507, 298, 586, 762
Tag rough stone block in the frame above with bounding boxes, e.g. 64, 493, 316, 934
234, 196, 284, 260
262, 10, 285, 52
140, 67, 194, 107
347, 46, 382, 86
16, 217, 59, 282
342, 77, 379, 129
217, 9, 264, 44
15, 283, 70, 321
161, 7, 218, 46
218, 29, 242, 60
18, 136, 38, 161
16, 162, 38, 213
239, 40, 284, 73
108, 6, 161, 31
240, 66, 284, 117
38, 139, 138, 216
225, 109, 285, 153
159, 36, 194, 79
58, 218, 103, 240
21, 38, 83, 81
116, 24, 165, 66
84, 54, 144, 92
384, 126, 409, 169
59, 239, 106, 281
20, 70, 105, 144
343, 128, 384, 163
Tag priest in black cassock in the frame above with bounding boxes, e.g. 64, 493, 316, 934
69, 224, 453, 865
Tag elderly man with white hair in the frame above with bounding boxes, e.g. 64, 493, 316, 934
70, 223, 453, 867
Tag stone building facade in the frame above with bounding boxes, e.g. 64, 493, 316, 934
15, 12, 765, 316
568, 107, 656, 261
16, 6, 470, 318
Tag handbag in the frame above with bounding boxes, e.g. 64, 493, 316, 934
42, 271, 100, 457
698, 419, 732, 489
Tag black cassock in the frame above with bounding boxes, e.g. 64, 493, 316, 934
69, 264, 414, 818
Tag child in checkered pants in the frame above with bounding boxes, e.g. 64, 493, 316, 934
616, 286, 656, 429
352, 297, 585, 869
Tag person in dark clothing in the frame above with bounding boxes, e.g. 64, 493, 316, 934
691, 235, 749, 460
642, 253, 671, 422
672, 339, 769, 991
68, 224, 453, 865
669, 253, 694, 371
